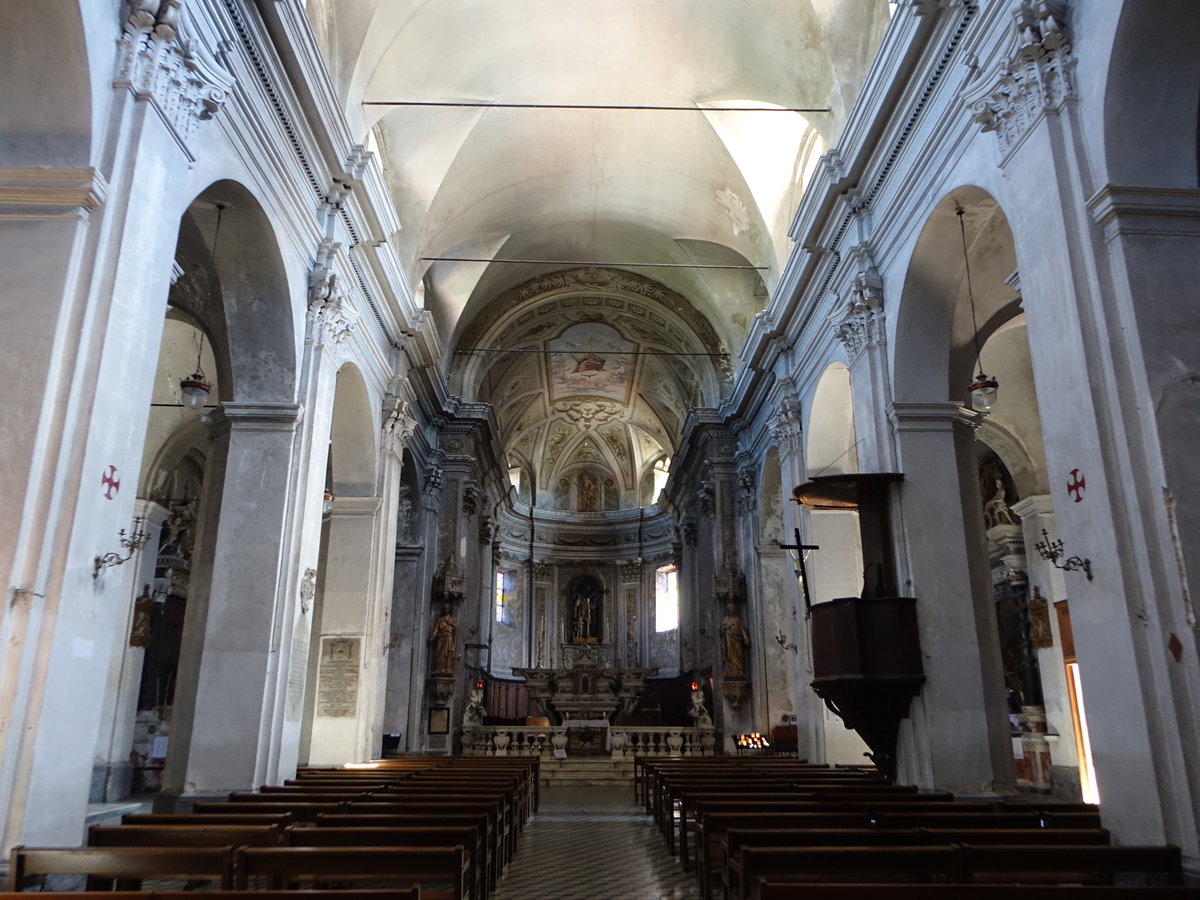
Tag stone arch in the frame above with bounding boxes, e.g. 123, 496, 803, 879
176, 180, 299, 405
0, 1, 93, 166
806, 362, 858, 477
759, 448, 784, 539
330, 364, 378, 497
1102, 0, 1200, 188
893, 189, 1021, 404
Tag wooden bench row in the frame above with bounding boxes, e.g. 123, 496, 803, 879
9, 845, 464, 896
730, 844, 1184, 900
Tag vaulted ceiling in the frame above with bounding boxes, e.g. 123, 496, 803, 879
303, 0, 891, 507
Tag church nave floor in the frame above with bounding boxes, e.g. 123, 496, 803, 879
492, 784, 700, 900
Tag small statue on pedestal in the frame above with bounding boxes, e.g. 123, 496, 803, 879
429, 604, 458, 673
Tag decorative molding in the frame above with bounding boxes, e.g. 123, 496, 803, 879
114, 0, 235, 161
299, 567, 317, 616
618, 562, 643, 582
681, 520, 697, 547
831, 266, 885, 362
381, 395, 418, 459
888, 401, 983, 434
531, 561, 555, 582
462, 484, 479, 517
966, 0, 1075, 159
1087, 186, 1200, 242
769, 397, 803, 456
308, 239, 358, 347
554, 398, 624, 429
737, 467, 756, 514
0, 167, 109, 221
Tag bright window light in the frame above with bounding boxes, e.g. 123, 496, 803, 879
655, 565, 678, 632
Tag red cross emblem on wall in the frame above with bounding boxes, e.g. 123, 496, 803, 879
101, 465, 120, 500
1067, 468, 1086, 503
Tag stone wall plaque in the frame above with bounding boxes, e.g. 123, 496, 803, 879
285, 631, 310, 720
316, 636, 360, 718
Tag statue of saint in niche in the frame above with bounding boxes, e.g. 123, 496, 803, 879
429, 604, 458, 673
720, 603, 750, 678
573, 593, 594, 640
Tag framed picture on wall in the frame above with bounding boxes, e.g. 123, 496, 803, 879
428, 707, 450, 734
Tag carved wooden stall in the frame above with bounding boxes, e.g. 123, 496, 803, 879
794, 474, 924, 781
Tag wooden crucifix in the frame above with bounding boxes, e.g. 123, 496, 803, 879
778, 526, 820, 614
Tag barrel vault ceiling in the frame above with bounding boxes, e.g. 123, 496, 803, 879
302, 0, 892, 506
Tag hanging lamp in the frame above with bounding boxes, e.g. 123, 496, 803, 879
180, 332, 212, 412
957, 205, 998, 412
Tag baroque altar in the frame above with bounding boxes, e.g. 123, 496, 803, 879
512, 663, 658, 724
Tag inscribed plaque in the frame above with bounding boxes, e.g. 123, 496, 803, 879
317, 636, 360, 717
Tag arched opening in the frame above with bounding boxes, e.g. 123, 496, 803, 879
303, 364, 381, 765
756, 449, 799, 736
805, 362, 870, 766
151, 181, 301, 799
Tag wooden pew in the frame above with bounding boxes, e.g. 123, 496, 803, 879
694, 808, 1104, 900
719, 828, 1111, 900
88, 823, 286, 848
289, 826, 484, 900
234, 845, 466, 900
730, 844, 1184, 900
318, 812, 496, 891
347, 801, 509, 870
123, 812, 295, 827
675, 793, 963, 869
7, 846, 235, 891
758, 885, 1200, 900
0, 891, 422, 900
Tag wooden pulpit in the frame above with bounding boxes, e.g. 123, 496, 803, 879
793, 473, 924, 781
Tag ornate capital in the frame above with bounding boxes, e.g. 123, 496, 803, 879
462, 484, 479, 517
680, 520, 697, 547
737, 466, 756, 514
831, 266, 885, 362
696, 481, 716, 517
618, 562, 643, 582
769, 397, 803, 457
115, 1, 234, 160
382, 395, 418, 458
967, 1, 1075, 158
308, 241, 358, 347
531, 561, 554, 582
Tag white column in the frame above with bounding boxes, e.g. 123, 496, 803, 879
888, 402, 1013, 792
166, 402, 302, 795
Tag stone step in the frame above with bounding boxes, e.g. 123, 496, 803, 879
538, 757, 635, 787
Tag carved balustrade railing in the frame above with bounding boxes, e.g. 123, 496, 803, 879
460, 724, 716, 757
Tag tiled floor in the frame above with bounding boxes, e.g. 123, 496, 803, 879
492, 784, 700, 900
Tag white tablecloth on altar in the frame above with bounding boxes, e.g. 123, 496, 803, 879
562, 718, 611, 750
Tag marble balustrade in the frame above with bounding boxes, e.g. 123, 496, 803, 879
461, 724, 716, 757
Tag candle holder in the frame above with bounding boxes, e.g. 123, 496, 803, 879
1033, 529, 1093, 581
93, 517, 153, 579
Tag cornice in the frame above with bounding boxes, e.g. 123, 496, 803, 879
0, 167, 110, 221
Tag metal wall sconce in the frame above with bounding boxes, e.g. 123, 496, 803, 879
93, 516, 153, 578
1034, 528, 1093, 581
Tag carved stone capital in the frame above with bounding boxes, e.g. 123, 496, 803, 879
382, 396, 418, 458
737, 466, 756, 514
308, 242, 358, 347
831, 267, 885, 362
531, 561, 554, 582
769, 397, 803, 457
115, 2, 234, 160
966, 0, 1075, 158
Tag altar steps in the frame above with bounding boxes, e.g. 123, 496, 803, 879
539, 756, 635, 787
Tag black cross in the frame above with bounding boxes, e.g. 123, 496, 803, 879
778, 526, 820, 614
